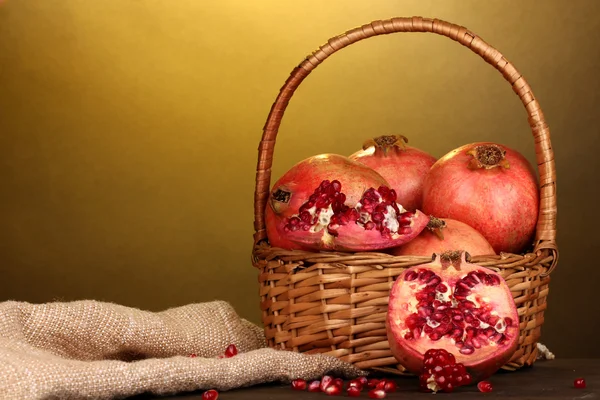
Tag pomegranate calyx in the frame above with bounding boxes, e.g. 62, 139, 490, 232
362, 134, 409, 156
439, 250, 471, 270
466, 144, 510, 170
272, 188, 291, 204
269, 187, 292, 214
426, 216, 447, 240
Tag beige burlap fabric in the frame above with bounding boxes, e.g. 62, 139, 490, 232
0, 300, 364, 399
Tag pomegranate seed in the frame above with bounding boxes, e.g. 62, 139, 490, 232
307, 380, 321, 392
224, 344, 238, 358
348, 379, 363, 390
574, 378, 586, 389
376, 379, 397, 393
202, 389, 219, 400
347, 386, 361, 397
477, 381, 493, 392
367, 378, 380, 388
291, 378, 307, 390
368, 388, 387, 399
358, 376, 368, 386
324, 384, 342, 396
320, 375, 333, 391
333, 378, 344, 388
188, 353, 197, 358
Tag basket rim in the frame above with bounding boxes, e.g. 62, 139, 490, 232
252, 16, 558, 274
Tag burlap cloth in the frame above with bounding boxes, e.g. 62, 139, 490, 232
0, 300, 365, 399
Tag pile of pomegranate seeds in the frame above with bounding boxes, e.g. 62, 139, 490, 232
419, 348, 472, 393
574, 377, 586, 389
291, 375, 397, 398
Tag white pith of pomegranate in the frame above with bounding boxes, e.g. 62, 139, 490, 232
391, 217, 496, 257
386, 251, 519, 381
349, 135, 437, 212
265, 154, 429, 252
421, 142, 539, 254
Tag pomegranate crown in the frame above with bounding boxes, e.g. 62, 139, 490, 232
437, 250, 471, 270
466, 144, 510, 170
426, 216, 447, 240
362, 134, 408, 156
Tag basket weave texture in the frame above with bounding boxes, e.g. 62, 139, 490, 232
251, 16, 558, 374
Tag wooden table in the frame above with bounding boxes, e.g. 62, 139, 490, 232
132, 358, 598, 399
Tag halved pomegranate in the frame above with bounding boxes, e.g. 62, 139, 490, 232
386, 251, 519, 381
265, 154, 429, 252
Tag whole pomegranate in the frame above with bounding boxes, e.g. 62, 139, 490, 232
386, 251, 519, 382
265, 153, 429, 252
421, 142, 539, 254
349, 135, 437, 211
391, 217, 496, 257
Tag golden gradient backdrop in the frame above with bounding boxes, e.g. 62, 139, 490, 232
1, 1, 599, 357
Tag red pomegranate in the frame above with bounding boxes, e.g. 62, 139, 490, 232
391, 217, 496, 257
421, 142, 539, 254
349, 135, 437, 211
386, 251, 519, 382
265, 153, 429, 252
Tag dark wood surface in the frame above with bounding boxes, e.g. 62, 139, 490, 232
132, 358, 598, 399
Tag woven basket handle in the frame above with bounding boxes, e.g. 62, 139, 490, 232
253, 17, 558, 273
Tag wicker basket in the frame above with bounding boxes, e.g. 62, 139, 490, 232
251, 16, 558, 374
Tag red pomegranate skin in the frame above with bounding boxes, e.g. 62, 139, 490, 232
421, 142, 539, 254
391, 218, 496, 257
350, 136, 437, 211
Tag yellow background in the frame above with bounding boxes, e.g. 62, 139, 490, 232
1, 1, 599, 357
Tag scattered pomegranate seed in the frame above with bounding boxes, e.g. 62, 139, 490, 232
347, 386, 361, 397
202, 389, 219, 400
324, 384, 342, 396
348, 379, 363, 390
333, 378, 344, 388
477, 381, 493, 392
375, 379, 397, 393
188, 353, 197, 358
368, 388, 387, 399
358, 376, 368, 386
224, 344, 238, 358
574, 378, 586, 389
291, 378, 307, 390
320, 375, 333, 391
307, 380, 321, 392
367, 378, 380, 389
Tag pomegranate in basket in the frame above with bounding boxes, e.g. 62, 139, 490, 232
390, 217, 496, 257
349, 134, 437, 212
421, 142, 539, 254
386, 251, 519, 382
264, 153, 430, 252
